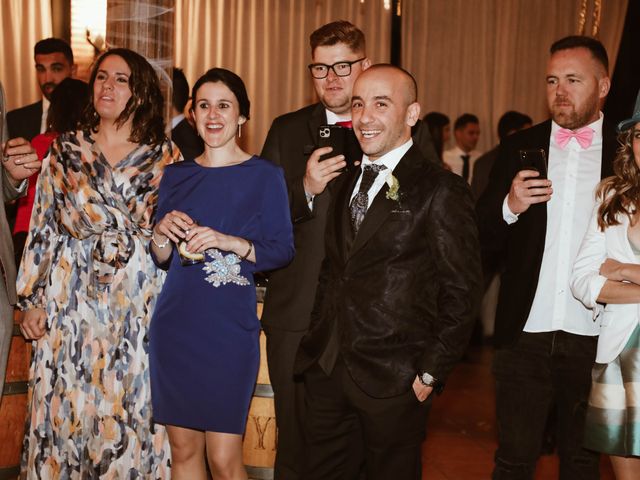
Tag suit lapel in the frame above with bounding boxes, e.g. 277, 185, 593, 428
347, 146, 425, 260
601, 119, 616, 179
306, 103, 327, 148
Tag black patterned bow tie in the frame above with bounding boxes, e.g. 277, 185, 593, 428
349, 163, 387, 233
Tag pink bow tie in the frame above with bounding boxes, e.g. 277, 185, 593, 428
335, 120, 352, 129
554, 127, 594, 149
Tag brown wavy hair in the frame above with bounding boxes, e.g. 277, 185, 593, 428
81, 48, 165, 146
596, 128, 640, 230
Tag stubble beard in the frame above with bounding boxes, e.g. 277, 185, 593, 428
551, 97, 600, 130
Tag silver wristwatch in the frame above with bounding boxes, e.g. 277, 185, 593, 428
419, 372, 438, 387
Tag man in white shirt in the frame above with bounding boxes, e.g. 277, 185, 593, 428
7, 37, 76, 141
443, 113, 482, 183
477, 36, 616, 479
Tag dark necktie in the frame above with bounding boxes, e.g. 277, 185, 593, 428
461, 154, 470, 182
349, 163, 386, 233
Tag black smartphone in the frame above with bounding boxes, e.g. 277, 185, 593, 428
318, 125, 347, 160
519, 149, 548, 179
317, 125, 360, 171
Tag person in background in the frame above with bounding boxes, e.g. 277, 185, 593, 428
149, 67, 294, 480
12, 77, 90, 264
571, 89, 640, 480
17, 48, 179, 478
444, 113, 482, 182
0, 80, 41, 408
7, 37, 76, 141
471, 111, 532, 201
423, 111, 451, 161
171, 67, 204, 160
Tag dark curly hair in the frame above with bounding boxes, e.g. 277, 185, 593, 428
81, 48, 166, 146
596, 126, 640, 230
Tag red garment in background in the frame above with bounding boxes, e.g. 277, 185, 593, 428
13, 132, 57, 234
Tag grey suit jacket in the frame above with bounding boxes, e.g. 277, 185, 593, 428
1, 82, 24, 304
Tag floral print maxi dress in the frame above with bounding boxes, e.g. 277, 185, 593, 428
16, 130, 180, 479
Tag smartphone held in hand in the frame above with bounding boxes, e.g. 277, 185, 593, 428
519, 149, 548, 179
317, 125, 360, 171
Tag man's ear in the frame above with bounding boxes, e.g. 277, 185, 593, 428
406, 102, 421, 127
598, 76, 611, 101
361, 57, 372, 71
71, 64, 78, 77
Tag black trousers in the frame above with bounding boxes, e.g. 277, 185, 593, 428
492, 331, 600, 480
264, 326, 307, 480
302, 359, 430, 480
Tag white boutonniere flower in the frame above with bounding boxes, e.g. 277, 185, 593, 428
385, 173, 400, 201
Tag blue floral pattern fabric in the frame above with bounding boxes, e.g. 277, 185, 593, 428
16, 130, 181, 479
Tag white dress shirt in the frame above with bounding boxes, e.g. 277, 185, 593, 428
504, 113, 605, 336
349, 139, 413, 207
40, 97, 50, 134
171, 113, 185, 129
443, 145, 482, 183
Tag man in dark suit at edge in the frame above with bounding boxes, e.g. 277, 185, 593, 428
260, 21, 440, 480
295, 64, 482, 479
171, 67, 204, 160
7, 37, 76, 141
476, 36, 616, 479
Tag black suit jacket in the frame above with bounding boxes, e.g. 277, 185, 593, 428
260, 103, 441, 333
476, 119, 617, 348
7, 101, 42, 141
295, 145, 482, 398
171, 118, 204, 160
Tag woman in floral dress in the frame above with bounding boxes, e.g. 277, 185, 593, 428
17, 48, 180, 479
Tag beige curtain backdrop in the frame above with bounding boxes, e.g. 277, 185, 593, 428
175, 0, 392, 155
402, 0, 629, 153
0, 0, 52, 112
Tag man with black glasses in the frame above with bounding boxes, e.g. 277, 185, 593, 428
260, 20, 438, 480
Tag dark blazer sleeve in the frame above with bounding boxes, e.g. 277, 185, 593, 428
261, 118, 314, 224
421, 174, 482, 383
7, 102, 42, 141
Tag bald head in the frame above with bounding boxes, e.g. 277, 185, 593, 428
351, 64, 421, 161
359, 64, 418, 105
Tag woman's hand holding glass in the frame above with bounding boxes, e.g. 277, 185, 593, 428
154, 210, 195, 245
20, 308, 47, 340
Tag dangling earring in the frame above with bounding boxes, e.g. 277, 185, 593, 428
238, 123, 242, 138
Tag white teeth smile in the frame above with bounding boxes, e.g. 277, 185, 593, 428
361, 130, 380, 138
205, 124, 223, 131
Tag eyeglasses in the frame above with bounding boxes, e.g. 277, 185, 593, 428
307, 58, 366, 79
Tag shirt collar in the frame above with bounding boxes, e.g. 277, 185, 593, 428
171, 113, 185, 129
42, 96, 50, 112
325, 109, 350, 125
361, 138, 413, 172
551, 111, 604, 145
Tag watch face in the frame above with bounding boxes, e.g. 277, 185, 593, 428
421, 372, 438, 386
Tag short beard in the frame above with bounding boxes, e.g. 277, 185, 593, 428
551, 98, 600, 130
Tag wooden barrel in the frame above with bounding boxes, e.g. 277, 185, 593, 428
243, 287, 276, 480
0, 311, 30, 480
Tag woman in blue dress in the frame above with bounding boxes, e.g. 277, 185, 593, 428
149, 68, 294, 479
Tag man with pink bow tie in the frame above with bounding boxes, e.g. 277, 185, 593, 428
477, 36, 617, 479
